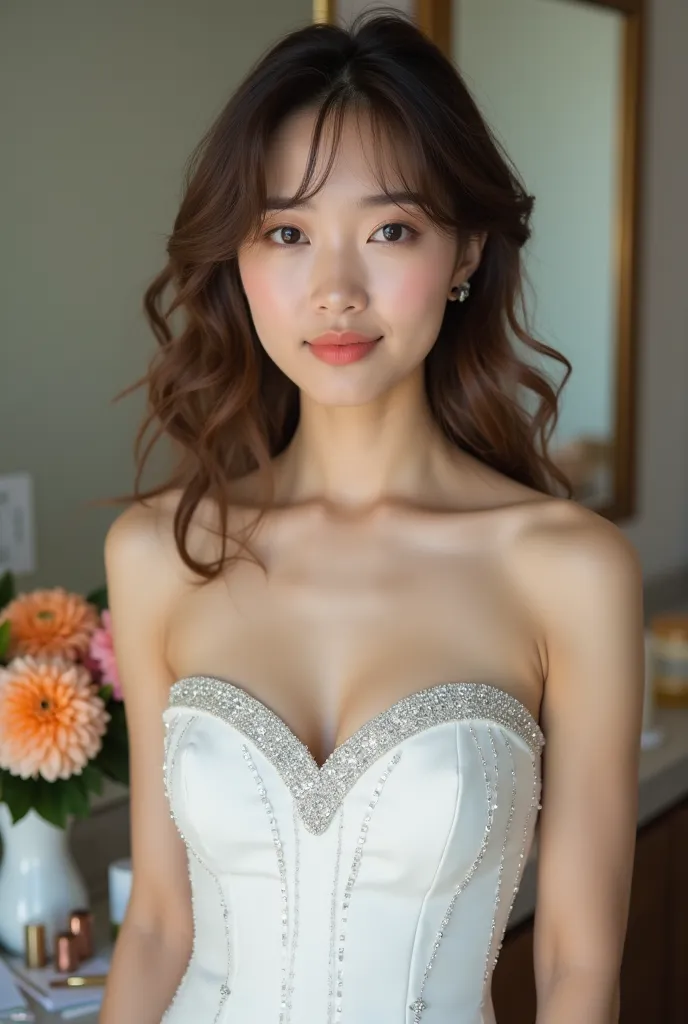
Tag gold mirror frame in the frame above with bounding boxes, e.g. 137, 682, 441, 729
315, 1, 646, 522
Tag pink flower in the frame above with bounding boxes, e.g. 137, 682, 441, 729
88, 611, 123, 701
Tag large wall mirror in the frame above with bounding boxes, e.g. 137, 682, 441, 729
320, 0, 646, 521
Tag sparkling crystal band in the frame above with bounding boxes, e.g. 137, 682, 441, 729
166, 675, 544, 836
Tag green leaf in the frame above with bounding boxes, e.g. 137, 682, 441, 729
60, 779, 91, 821
32, 779, 68, 828
104, 700, 128, 746
106, 698, 127, 732
0, 619, 11, 661
0, 571, 16, 611
80, 763, 103, 796
0, 770, 35, 823
98, 684, 114, 703
87, 698, 129, 786
93, 741, 130, 787
85, 584, 108, 613
93, 715, 130, 786
36, 777, 95, 828
0, 770, 103, 829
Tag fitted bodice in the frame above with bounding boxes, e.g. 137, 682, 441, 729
161, 675, 544, 1024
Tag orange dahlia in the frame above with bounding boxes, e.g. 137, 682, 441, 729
0, 656, 110, 781
0, 587, 99, 661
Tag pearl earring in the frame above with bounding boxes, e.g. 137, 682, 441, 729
449, 282, 471, 303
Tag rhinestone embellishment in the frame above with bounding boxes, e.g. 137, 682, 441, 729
329, 751, 402, 1021
162, 715, 232, 1022
481, 728, 517, 995
408, 725, 495, 1022
165, 676, 544, 837
242, 745, 300, 1024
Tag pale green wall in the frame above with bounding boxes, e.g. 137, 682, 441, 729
1, 0, 313, 593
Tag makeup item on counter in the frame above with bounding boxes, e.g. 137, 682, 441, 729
68, 910, 94, 960
54, 932, 80, 973
5, 950, 111, 1014
49, 974, 108, 989
24, 924, 47, 968
641, 630, 664, 749
108, 857, 132, 940
650, 612, 688, 708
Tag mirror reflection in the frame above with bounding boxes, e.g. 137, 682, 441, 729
450, 0, 631, 511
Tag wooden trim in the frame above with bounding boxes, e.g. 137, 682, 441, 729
600, 0, 645, 522
567, 0, 641, 13
418, 0, 647, 523
416, 0, 452, 56
312, 0, 336, 24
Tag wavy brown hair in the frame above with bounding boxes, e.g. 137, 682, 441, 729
109, 7, 572, 582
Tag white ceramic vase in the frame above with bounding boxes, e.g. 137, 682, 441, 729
0, 803, 89, 956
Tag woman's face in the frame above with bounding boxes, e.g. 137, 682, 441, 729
237, 106, 481, 407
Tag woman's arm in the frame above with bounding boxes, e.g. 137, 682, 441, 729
99, 502, 194, 1024
514, 504, 645, 1023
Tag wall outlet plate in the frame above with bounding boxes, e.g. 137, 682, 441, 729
0, 472, 36, 575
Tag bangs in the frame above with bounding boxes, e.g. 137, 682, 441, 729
244, 92, 459, 246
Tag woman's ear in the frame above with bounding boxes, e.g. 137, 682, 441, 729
455, 231, 487, 284
448, 233, 488, 299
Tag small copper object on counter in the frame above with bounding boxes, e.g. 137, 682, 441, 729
69, 909, 95, 960
651, 612, 688, 707
55, 931, 80, 973
25, 923, 47, 968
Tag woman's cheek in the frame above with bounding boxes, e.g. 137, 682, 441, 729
240, 260, 293, 324
384, 261, 442, 318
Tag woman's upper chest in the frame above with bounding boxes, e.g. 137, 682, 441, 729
164, 504, 542, 763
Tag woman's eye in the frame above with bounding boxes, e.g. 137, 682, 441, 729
266, 225, 305, 246
370, 223, 418, 243
264, 222, 418, 246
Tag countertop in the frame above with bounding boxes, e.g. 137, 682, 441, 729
12, 704, 688, 1024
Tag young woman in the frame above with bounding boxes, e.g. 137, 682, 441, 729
100, 10, 644, 1024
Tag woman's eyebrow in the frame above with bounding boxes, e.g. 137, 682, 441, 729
264, 190, 423, 212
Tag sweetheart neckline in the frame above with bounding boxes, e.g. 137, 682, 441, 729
167, 673, 543, 773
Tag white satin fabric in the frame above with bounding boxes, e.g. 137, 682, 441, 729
161, 676, 544, 1024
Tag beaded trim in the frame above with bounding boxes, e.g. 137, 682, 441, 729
487, 739, 542, 981
162, 715, 232, 1022
328, 806, 345, 1023
161, 717, 196, 1023
329, 750, 403, 1022
165, 676, 544, 837
408, 725, 494, 1022
481, 728, 517, 993
241, 745, 300, 1024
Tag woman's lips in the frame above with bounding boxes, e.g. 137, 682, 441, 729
306, 332, 383, 365
308, 331, 380, 346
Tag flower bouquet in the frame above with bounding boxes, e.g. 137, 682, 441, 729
0, 570, 128, 829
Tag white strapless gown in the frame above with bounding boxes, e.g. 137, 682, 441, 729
161, 675, 544, 1024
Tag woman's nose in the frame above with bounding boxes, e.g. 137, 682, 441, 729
314, 289, 367, 314
310, 269, 369, 314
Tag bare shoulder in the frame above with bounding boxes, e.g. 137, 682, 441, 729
104, 486, 243, 596
507, 496, 641, 584
105, 490, 178, 565
103, 489, 197, 594
504, 497, 644, 681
